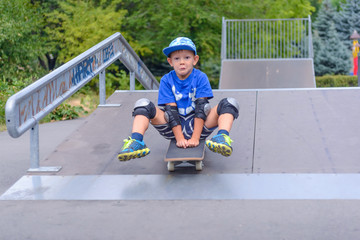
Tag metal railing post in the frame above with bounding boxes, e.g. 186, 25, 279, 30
99, 70, 106, 105
98, 69, 121, 108
221, 17, 226, 60
308, 15, 313, 59
130, 71, 135, 91
29, 123, 39, 170
28, 122, 62, 173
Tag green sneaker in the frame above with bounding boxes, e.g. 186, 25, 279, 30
205, 133, 233, 157
118, 137, 150, 161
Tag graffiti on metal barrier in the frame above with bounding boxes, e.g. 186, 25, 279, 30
103, 44, 115, 63
71, 56, 96, 86
18, 41, 119, 127
18, 72, 73, 126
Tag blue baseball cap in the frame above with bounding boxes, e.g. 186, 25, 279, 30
163, 37, 197, 57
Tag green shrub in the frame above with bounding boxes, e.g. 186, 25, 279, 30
0, 80, 10, 126
41, 103, 86, 122
316, 75, 358, 87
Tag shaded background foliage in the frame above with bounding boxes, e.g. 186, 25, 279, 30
0, 0, 358, 127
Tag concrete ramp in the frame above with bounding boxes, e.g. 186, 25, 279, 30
3, 174, 360, 200
5, 88, 360, 177
219, 59, 316, 89
2, 88, 360, 239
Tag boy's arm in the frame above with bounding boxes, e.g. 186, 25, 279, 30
188, 118, 204, 147
172, 125, 188, 148
166, 103, 188, 148
188, 97, 209, 147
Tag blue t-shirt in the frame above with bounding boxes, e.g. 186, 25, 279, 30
158, 68, 213, 116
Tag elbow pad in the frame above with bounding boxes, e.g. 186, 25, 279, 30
164, 105, 181, 128
195, 98, 211, 121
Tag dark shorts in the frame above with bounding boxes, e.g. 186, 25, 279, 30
152, 112, 216, 140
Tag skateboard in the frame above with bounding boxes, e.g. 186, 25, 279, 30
164, 139, 205, 172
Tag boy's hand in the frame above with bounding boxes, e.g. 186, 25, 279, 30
187, 137, 200, 148
171, 124, 188, 148
176, 138, 189, 148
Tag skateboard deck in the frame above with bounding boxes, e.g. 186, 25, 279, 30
164, 139, 205, 171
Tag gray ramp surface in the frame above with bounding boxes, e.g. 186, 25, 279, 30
3, 174, 360, 200
4, 88, 360, 199
2, 88, 360, 240
39, 90, 255, 175
36, 88, 360, 176
254, 89, 360, 173
220, 59, 316, 89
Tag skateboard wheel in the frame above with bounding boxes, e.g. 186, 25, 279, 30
167, 162, 175, 172
195, 161, 203, 171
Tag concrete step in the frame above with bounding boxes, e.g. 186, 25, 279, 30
2, 173, 360, 200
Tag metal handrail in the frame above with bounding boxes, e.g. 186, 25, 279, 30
5, 32, 159, 172
6, 32, 158, 138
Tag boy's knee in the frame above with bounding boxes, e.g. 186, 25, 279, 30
132, 98, 156, 119
217, 98, 239, 119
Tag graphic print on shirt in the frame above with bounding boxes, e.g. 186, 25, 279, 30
171, 85, 197, 116
172, 85, 182, 101
186, 88, 196, 115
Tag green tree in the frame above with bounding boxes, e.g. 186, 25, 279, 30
0, 0, 46, 126
313, 0, 351, 76
45, 0, 129, 63
44, 0, 147, 91
314, 23, 351, 75
254, 0, 314, 19
313, 0, 337, 40
331, 0, 347, 10
122, 0, 314, 83
34, 0, 60, 71
336, 0, 360, 44
0, 0, 45, 82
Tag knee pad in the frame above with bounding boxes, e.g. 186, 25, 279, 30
195, 98, 211, 121
164, 105, 181, 128
217, 98, 239, 119
132, 98, 156, 119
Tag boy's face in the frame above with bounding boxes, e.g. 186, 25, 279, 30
167, 50, 199, 80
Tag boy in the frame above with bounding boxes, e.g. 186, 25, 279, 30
118, 37, 239, 161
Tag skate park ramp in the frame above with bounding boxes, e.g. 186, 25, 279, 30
2, 24, 360, 238
3, 88, 360, 196
2, 88, 360, 239
219, 59, 316, 89
219, 17, 316, 89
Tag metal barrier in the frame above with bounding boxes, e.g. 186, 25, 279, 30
221, 16, 313, 60
5, 32, 159, 172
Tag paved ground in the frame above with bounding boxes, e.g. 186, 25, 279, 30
1, 200, 360, 240
0, 118, 85, 195
1, 89, 360, 239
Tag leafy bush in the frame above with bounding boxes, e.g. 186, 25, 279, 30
0, 80, 10, 126
316, 75, 358, 87
41, 103, 86, 122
